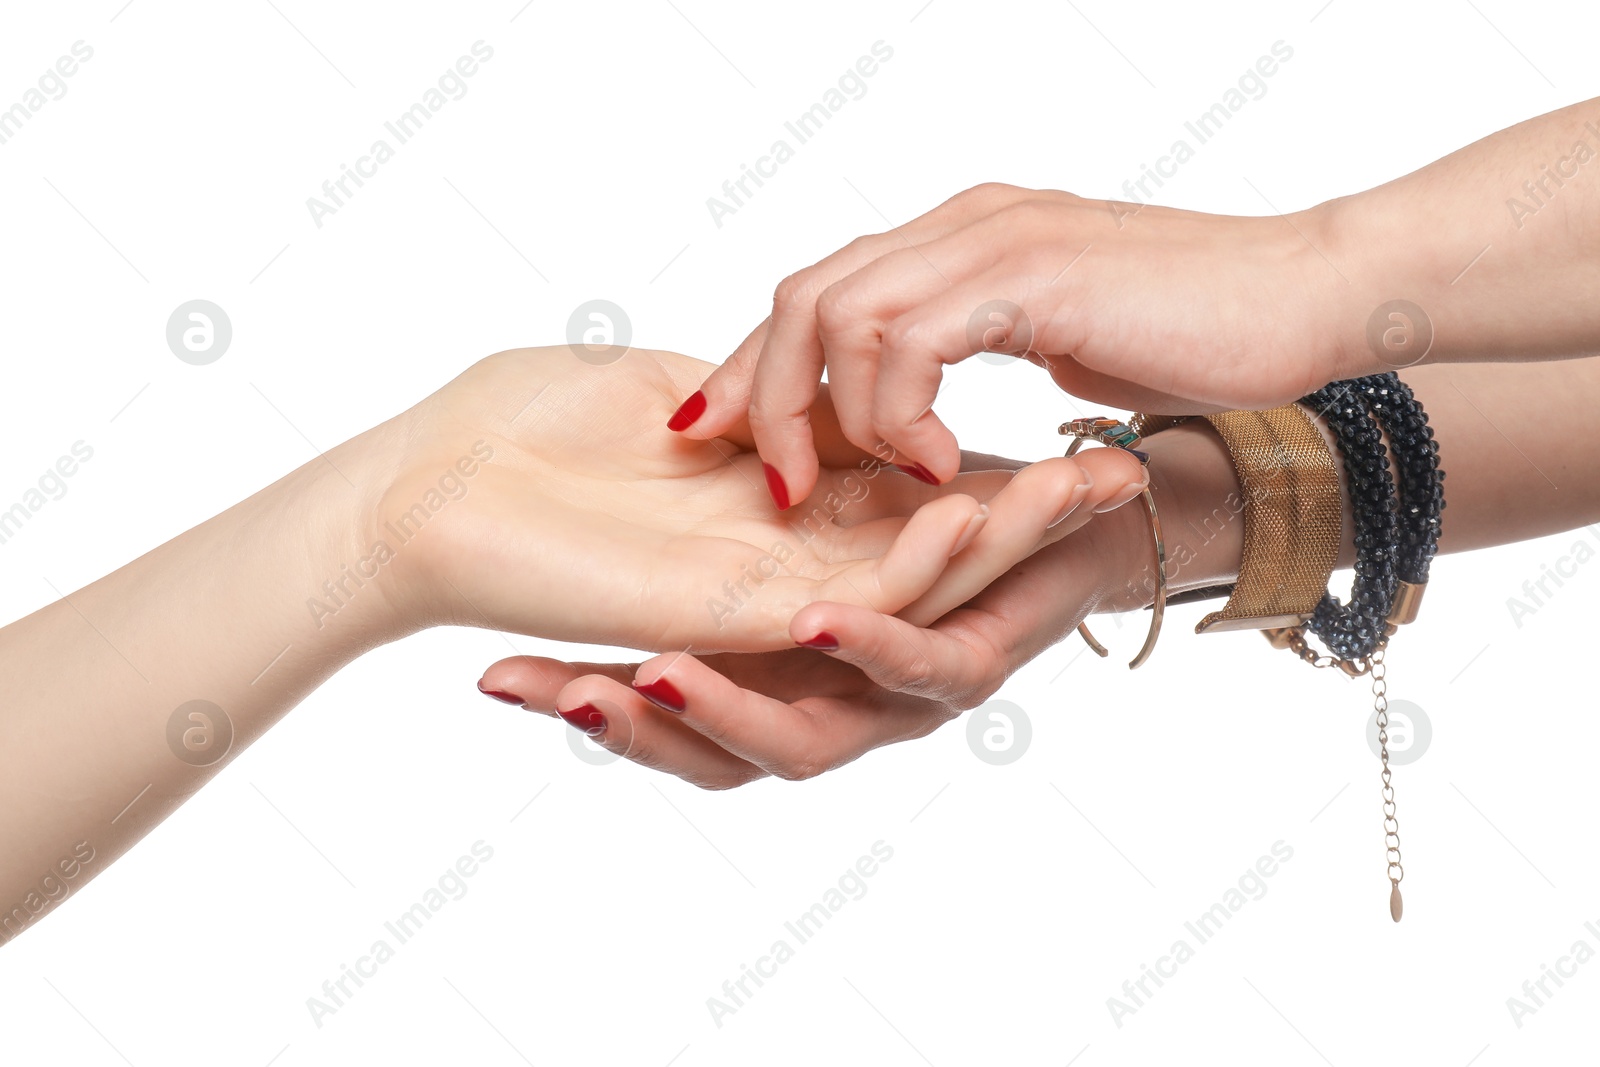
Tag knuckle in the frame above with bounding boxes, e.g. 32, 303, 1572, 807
846, 427, 886, 465
1035, 457, 1085, 500
869, 394, 913, 438
615, 738, 660, 770
771, 271, 819, 317
813, 282, 859, 338
728, 328, 766, 369
832, 403, 878, 453
911, 703, 963, 738
958, 678, 1000, 711
954, 182, 1025, 213
995, 198, 1060, 233
770, 754, 828, 782
746, 390, 775, 425
690, 767, 765, 791
898, 664, 940, 693
957, 642, 1010, 709
746, 396, 795, 438
879, 315, 920, 357
608, 721, 659, 768
842, 232, 886, 258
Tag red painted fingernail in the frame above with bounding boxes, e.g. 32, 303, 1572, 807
477, 682, 524, 706
667, 390, 707, 432
799, 632, 839, 651
557, 704, 607, 735
633, 677, 686, 713
894, 462, 940, 486
763, 463, 790, 510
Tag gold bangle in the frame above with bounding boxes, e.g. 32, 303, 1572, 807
1059, 418, 1166, 669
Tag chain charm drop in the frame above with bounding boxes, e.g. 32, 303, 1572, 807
1370, 646, 1405, 922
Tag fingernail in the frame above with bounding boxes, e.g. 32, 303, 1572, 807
1048, 475, 1094, 528
763, 463, 790, 510
633, 677, 686, 713
477, 682, 524, 706
1093, 468, 1151, 514
557, 704, 607, 735
951, 505, 989, 555
799, 631, 840, 651
894, 462, 940, 486
667, 390, 707, 432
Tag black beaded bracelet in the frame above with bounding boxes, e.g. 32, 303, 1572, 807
1352, 374, 1446, 586
1298, 377, 1400, 662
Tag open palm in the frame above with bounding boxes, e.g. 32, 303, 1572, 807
369, 346, 1130, 652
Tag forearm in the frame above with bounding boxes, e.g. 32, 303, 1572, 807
1091, 357, 1600, 611
0, 434, 400, 938
1325, 97, 1600, 372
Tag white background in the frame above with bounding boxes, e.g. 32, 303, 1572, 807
1, 0, 1597, 1063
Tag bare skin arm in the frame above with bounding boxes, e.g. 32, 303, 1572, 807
0, 346, 1145, 942
677, 97, 1600, 503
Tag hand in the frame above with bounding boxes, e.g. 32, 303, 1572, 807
668, 183, 1347, 506
474, 478, 1130, 788
364, 346, 1144, 652
475, 422, 1243, 787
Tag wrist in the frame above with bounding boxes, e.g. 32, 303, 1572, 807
1302, 193, 1411, 380
252, 428, 419, 653
225, 408, 435, 654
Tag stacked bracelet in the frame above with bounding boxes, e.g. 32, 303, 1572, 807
1298, 378, 1401, 662
1353, 374, 1445, 628
1066, 372, 1443, 923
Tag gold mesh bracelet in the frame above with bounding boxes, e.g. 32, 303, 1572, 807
1133, 406, 1342, 634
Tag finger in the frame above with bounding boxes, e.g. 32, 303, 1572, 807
747, 302, 828, 509
712, 385, 886, 488
672, 319, 769, 439
806, 465, 1020, 531
630, 652, 951, 781
675, 365, 908, 479
830, 492, 988, 614
899, 449, 1146, 626
870, 338, 961, 484
1050, 444, 1148, 528
788, 600, 993, 703
869, 278, 1064, 480
814, 311, 886, 471
555, 673, 767, 791
746, 233, 946, 506
809, 225, 1018, 481
896, 456, 1094, 627
476, 656, 636, 717
745, 191, 1027, 505
814, 263, 976, 477
802, 383, 893, 471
